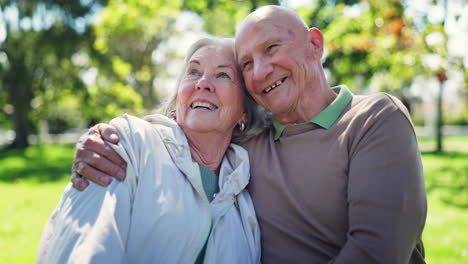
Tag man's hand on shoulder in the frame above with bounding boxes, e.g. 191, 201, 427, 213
71, 123, 127, 190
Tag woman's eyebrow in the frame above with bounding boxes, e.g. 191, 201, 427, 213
188, 60, 200, 65
217, 64, 233, 69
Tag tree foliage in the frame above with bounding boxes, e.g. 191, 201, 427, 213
307, 0, 426, 106
1, 0, 464, 151
91, 0, 182, 110
0, 1, 109, 149
183, 0, 279, 35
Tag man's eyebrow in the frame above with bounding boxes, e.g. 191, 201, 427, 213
237, 56, 249, 66
189, 60, 200, 65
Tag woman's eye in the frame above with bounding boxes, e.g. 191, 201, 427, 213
188, 69, 199, 76
217, 72, 231, 79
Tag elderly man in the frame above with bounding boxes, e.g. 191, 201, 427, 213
71, 6, 426, 264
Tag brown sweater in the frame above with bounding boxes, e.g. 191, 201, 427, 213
241, 93, 427, 264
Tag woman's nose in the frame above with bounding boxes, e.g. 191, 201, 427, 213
196, 76, 214, 92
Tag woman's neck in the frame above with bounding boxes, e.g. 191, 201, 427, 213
184, 130, 231, 173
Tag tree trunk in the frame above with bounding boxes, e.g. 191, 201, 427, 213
435, 80, 444, 153
5, 54, 33, 149
7, 83, 32, 149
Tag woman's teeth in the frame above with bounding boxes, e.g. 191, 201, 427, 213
191, 102, 217, 110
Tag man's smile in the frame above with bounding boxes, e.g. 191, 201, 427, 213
263, 77, 287, 94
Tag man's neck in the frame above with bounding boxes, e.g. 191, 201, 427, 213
274, 82, 337, 125
184, 130, 231, 174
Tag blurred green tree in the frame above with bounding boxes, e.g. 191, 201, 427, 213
419, 0, 467, 152
183, 0, 279, 36
310, 0, 425, 110
90, 0, 280, 117
0, 0, 108, 149
4, 0, 459, 152
90, 0, 182, 111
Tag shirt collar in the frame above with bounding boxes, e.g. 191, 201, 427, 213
273, 85, 353, 140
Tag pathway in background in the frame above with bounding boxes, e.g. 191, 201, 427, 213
2, 127, 468, 152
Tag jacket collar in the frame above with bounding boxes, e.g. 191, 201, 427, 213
144, 114, 250, 199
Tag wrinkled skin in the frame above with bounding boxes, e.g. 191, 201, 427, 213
71, 124, 124, 190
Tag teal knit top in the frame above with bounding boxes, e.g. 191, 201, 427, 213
195, 165, 219, 264
199, 165, 219, 202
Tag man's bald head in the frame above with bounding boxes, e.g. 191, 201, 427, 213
236, 5, 309, 38
234, 5, 326, 121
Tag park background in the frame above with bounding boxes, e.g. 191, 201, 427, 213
0, 0, 467, 263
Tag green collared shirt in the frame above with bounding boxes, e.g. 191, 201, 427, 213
273, 85, 353, 140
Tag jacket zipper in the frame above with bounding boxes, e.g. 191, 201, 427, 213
202, 201, 235, 264
193, 165, 213, 264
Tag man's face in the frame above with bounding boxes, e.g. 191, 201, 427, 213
235, 15, 314, 117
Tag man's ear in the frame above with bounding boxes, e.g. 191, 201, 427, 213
309, 27, 324, 58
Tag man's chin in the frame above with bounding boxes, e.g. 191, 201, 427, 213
261, 101, 287, 115
252, 100, 271, 112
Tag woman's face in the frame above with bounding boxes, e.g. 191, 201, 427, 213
176, 45, 245, 138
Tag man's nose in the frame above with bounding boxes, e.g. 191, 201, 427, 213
253, 57, 273, 82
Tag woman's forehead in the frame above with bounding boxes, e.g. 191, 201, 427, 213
194, 45, 232, 57
190, 45, 235, 65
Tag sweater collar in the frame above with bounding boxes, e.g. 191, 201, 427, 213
273, 85, 353, 140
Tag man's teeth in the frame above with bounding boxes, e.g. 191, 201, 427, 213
264, 79, 284, 93
191, 102, 217, 110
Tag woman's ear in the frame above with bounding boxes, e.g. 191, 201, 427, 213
240, 113, 247, 124
238, 113, 248, 131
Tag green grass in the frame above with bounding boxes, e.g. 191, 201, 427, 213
0, 144, 74, 263
0, 140, 467, 263
0, 182, 68, 263
424, 195, 468, 263
0, 144, 74, 183
418, 135, 468, 152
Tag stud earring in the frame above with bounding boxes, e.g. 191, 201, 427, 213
239, 122, 245, 131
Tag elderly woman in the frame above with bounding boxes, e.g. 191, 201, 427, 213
37, 37, 269, 263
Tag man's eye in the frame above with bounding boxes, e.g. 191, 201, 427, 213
217, 72, 231, 79
242, 61, 252, 71
267, 44, 278, 51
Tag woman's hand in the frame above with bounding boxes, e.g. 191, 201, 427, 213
71, 123, 127, 190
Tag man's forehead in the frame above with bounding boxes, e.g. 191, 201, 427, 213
235, 27, 267, 61
236, 18, 279, 43
237, 13, 277, 36
235, 18, 288, 56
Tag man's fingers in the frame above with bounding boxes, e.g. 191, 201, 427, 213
75, 161, 113, 186
100, 143, 127, 170
78, 131, 127, 171
96, 124, 127, 169
98, 123, 119, 144
72, 122, 127, 187
76, 150, 125, 181
71, 172, 89, 191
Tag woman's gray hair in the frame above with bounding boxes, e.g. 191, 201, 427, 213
157, 36, 271, 144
